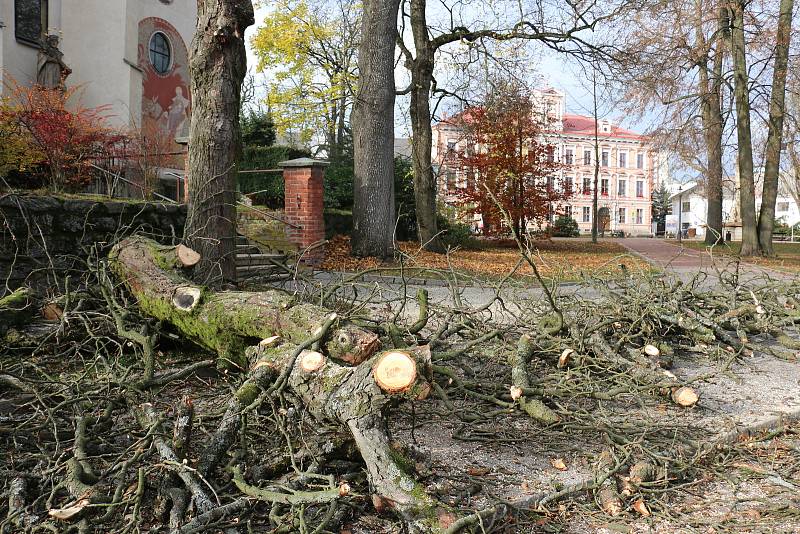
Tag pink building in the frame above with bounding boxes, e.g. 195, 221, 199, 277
432, 88, 664, 236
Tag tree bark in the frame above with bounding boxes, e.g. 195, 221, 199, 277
110, 236, 380, 369
351, 0, 400, 258
184, 0, 254, 286
729, 0, 760, 256
698, 4, 726, 246
110, 236, 454, 531
408, 0, 445, 253
757, 0, 794, 256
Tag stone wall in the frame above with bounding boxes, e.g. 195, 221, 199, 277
237, 205, 297, 253
0, 194, 186, 295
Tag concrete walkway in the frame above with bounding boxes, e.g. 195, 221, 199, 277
617, 237, 795, 281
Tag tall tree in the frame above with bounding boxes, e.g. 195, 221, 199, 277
756, 0, 795, 255
613, 0, 727, 246
695, 3, 727, 245
250, 0, 359, 158
350, 0, 401, 258
398, 0, 628, 252
184, 0, 255, 286
729, 0, 759, 256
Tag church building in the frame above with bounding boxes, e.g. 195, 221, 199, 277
1, 0, 196, 155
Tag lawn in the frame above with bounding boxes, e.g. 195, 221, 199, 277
321, 235, 654, 282
676, 240, 800, 272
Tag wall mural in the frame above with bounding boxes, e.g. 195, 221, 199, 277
138, 17, 191, 149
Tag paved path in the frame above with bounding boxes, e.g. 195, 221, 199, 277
617, 238, 796, 282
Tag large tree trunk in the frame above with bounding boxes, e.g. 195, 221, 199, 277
757, 0, 794, 256
110, 236, 455, 532
729, 0, 760, 256
409, 0, 444, 253
698, 5, 726, 245
351, 0, 400, 258
110, 236, 380, 369
184, 0, 254, 286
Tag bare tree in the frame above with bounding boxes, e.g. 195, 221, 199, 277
351, 0, 401, 258
729, 0, 759, 256
397, 0, 633, 252
184, 0, 255, 285
612, 0, 728, 246
756, 0, 795, 255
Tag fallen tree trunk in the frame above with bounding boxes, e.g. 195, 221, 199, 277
109, 236, 380, 369
110, 236, 454, 532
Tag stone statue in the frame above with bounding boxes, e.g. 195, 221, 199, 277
37, 35, 71, 89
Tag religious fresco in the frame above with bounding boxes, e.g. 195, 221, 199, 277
137, 17, 191, 147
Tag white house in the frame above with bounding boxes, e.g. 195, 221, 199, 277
666, 175, 800, 240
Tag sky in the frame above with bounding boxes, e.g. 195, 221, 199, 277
244, 3, 662, 141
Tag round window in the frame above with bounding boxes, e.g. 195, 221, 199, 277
149, 32, 171, 74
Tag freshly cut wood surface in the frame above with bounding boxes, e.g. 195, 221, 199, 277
373, 351, 417, 393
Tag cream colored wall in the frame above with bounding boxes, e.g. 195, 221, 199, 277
0, 1, 42, 94
1, 0, 195, 128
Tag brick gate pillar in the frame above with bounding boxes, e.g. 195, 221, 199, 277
279, 158, 328, 266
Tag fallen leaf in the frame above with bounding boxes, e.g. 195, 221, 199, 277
48, 499, 89, 520
632, 499, 650, 516
467, 466, 491, 476
551, 458, 567, 471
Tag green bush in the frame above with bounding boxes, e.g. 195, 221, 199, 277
324, 161, 354, 210
238, 145, 311, 208
551, 215, 580, 237
437, 214, 474, 248
394, 157, 417, 241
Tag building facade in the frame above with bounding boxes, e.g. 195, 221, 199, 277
432, 88, 665, 236
666, 175, 800, 240
1, 0, 195, 154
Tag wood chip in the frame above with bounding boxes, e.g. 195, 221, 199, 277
643, 344, 660, 357
558, 348, 575, 368
175, 244, 201, 268
671, 386, 699, 407
48, 499, 89, 520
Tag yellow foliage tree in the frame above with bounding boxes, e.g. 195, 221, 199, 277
0, 101, 43, 180
250, 0, 359, 158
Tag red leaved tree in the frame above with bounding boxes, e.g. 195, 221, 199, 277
446, 87, 569, 237
0, 78, 116, 192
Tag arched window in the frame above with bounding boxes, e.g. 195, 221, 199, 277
149, 32, 171, 74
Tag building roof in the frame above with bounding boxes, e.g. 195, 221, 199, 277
560, 114, 646, 140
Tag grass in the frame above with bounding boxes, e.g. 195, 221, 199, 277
322, 235, 656, 283
672, 239, 800, 272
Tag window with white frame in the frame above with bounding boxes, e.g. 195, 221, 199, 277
777, 202, 790, 212
446, 140, 456, 151
637, 153, 644, 169
583, 177, 591, 194
601, 150, 609, 167
564, 205, 572, 218
636, 180, 644, 198
619, 152, 627, 168
636, 208, 644, 224
618, 179, 626, 196
618, 207, 626, 224
682, 201, 691, 213
565, 148, 574, 164
601, 178, 609, 195
584, 150, 591, 165
582, 206, 591, 222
